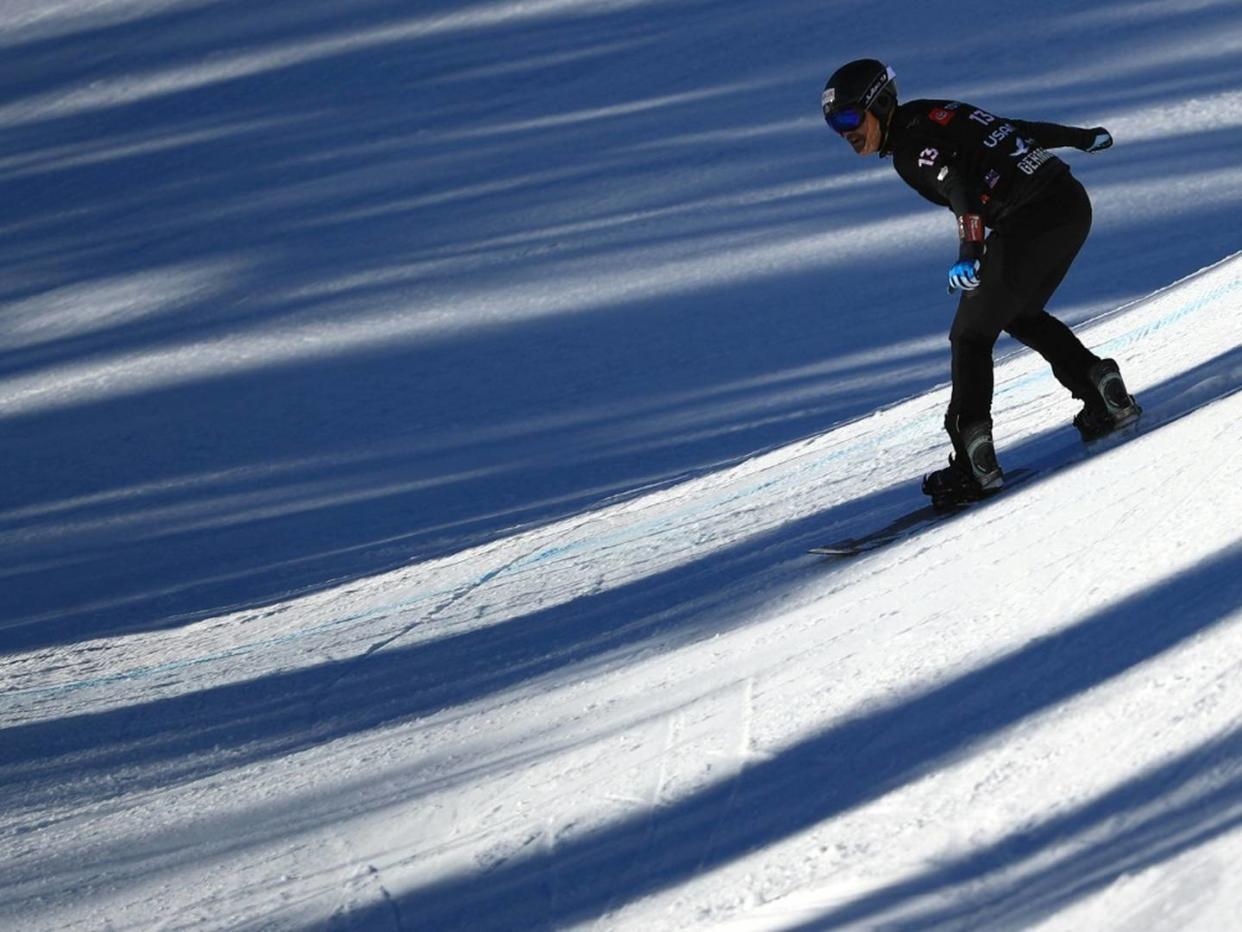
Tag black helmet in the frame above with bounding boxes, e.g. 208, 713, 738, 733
821, 58, 898, 132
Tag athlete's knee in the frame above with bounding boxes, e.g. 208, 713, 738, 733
949, 324, 996, 354
1006, 310, 1071, 348
1005, 314, 1040, 343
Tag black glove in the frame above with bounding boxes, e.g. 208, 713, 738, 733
957, 238, 985, 263
1081, 127, 1112, 153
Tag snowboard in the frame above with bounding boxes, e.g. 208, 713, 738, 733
809, 371, 1242, 558
808, 466, 1038, 557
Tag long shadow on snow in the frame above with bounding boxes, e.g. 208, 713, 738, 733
0, 479, 898, 812
3, 351, 1238, 816
377, 542, 1242, 930
791, 725, 1242, 929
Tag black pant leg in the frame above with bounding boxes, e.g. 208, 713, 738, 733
947, 311, 1001, 427
946, 235, 1013, 428
1001, 176, 1100, 397
1006, 313, 1100, 399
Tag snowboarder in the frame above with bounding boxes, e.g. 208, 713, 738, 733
820, 59, 1141, 506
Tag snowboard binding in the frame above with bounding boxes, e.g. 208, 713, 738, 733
1074, 358, 1141, 442
923, 419, 1004, 510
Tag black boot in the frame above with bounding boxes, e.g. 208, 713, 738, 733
1073, 358, 1141, 441
923, 419, 1004, 509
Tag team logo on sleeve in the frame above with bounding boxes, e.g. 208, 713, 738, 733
1006, 136, 1055, 175
929, 107, 956, 126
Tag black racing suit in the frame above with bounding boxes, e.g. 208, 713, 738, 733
884, 99, 1104, 452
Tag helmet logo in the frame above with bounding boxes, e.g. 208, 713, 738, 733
821, 87, 836, 110
858, 65, 896, 110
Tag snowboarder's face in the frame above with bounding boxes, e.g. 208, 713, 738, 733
842, 111, 881, 156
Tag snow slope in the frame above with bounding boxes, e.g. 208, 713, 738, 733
4, 251, 1241, 931
2, 0, 1242, 929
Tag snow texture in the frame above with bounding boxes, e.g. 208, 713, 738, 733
2, 1, 1242, 930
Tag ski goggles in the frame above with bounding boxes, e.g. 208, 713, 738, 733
824, 104, 866, 133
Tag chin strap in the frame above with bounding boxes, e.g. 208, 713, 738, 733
877, 107, 897, 157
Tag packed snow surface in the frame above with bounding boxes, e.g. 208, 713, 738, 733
2, 1, 1241, 930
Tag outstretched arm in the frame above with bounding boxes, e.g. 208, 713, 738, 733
1012, 119, 1113, 152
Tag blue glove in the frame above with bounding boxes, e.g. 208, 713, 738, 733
1083, 128, 1112, 153
948, 259, 981, 293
